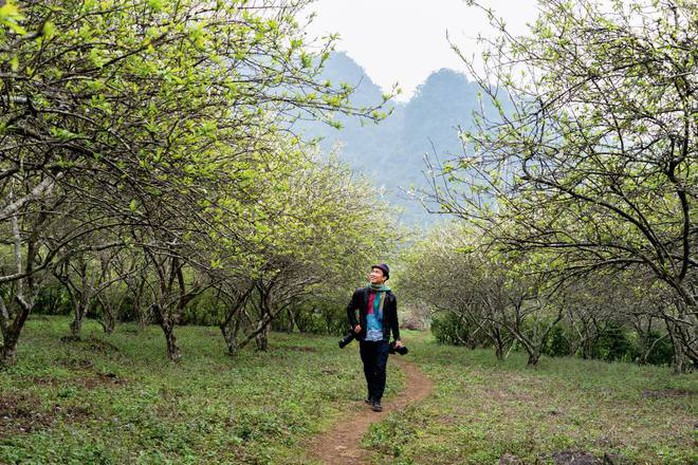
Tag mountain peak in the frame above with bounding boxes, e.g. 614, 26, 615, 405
412, 68, 476, 102
317, 52, 384, 107
298, 53, 489, 226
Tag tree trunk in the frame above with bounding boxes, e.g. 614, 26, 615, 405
1, 206, 38, 365
255, 323, 270, 351
134, 277, 148, 330
96, 295, 116, 334
492, 326, 505, 361
1, 327, 20, 366
58, 258, 94, 341
677, 325, 698, 368
220, 312, 242, 355
664, 319, 686, 373
221, 325, 238, 355
527, 351, 540, 366
69, 312, 83, 340
0, 297, 33, 366
235, 308, 279, 352
663, 299, 698, 373
255, 285, 271, 351
162, 318, 181, 362
1, 334, 19, 366
286, 308, 296, 334
154, 305, 181, 362
69, 291, 90, 339
218, 286, 253, 355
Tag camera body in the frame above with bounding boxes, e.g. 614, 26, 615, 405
389, 341, 409, 355
337, 331, 408, 355
338, 331, 357, 348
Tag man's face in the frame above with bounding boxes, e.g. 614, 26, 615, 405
368, 267, 387, 284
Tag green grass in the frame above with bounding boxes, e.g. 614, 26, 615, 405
1, 317, 695, 464
364, 332, 697, 465
0, 316, 392, 465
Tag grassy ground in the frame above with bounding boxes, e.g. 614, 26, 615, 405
0, 316, 695, 465
0, 316, 395, 465
364, 333, 697, 465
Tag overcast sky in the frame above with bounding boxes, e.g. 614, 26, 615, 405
304, 0, 539, 101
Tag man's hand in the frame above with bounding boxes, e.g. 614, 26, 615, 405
353, 325, 361, 334
393, 340, 403, 348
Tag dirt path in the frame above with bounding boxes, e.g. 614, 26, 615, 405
307, 358, 434, 465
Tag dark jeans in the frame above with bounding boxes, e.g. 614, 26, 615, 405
359, 340, 390, 402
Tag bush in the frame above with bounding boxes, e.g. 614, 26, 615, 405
273, 300, 347, 335
180, 290, 225, 326
115, 294, 138, 323
641, 331, 674, 366
431, 311, 478, 347
592, 322, 638, 362
542, 324, 574, 357
33, 282, 72, 315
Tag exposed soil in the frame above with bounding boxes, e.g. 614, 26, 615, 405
0, 369, 124, 437
0, 393, 52, 435
307, 357, 434, 465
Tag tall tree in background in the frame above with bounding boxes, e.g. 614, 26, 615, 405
431, 0, 698, 371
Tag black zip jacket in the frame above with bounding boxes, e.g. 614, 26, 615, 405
346, 287, 401, 343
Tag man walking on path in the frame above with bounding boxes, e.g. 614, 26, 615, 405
346, 263, 403, 412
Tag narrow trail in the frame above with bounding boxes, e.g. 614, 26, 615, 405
307, 358, 434, 465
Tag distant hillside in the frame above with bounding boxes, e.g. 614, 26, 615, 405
298, 52, 490, 226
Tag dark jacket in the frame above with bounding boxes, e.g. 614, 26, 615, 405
346, 287, 400, 343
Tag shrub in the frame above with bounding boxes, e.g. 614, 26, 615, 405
33, 282, 72, 315
180, 290, 225, 326
542, 324, 574, 357
431, 312, 474, 347
641, 330, 674, 366
592, 322, 638, 362
273, 300, 347, 335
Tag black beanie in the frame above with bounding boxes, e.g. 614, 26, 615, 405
372, 263, 390, 280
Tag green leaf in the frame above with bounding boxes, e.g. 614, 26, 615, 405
41, 21, 56, 39
0, 1, 27, 35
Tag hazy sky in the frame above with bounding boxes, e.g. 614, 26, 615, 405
305, 0, 539, 101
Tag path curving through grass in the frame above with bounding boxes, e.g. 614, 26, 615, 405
306, 358, 434, 465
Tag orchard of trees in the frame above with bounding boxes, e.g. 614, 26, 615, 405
406, 0, 697, 372
0, 0, 399, 365
2, 0, 696, 376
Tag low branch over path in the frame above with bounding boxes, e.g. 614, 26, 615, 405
306, 358, 434, 465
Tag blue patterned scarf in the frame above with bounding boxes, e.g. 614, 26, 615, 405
366, 284, 390, 341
